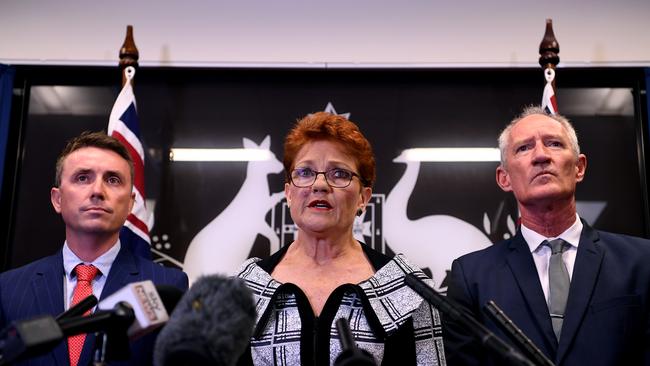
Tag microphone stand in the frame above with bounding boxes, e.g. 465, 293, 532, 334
83, 304, 133, 365
483, 301, 555, 366
404, 273, 536, 366
91, 328, 131, 365
92, 332, 109, 366
333, 318, 376, 366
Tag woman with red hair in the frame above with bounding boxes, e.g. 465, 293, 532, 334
237, 112, 445, 365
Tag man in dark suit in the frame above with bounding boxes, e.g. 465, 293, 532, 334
444, 106, 650, 366
0, 131, 188, 365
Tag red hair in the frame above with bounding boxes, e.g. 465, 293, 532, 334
283, 112, 376, 187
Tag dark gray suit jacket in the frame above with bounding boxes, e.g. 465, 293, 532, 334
444, 221, 650, 366
0, 245, 188, 366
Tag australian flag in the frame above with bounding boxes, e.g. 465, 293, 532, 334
108, 66, 152, 259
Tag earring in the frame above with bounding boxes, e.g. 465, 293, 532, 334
356, 208, 363, 217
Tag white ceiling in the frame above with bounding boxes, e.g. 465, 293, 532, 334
1, 0, 649, 66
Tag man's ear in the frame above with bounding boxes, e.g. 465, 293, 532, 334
496, 165, 512, 192
51, 187, 62, 213
575, 154, 587, 183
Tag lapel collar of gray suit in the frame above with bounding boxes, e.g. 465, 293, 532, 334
506, 231, 559, 353
31, 251, 69, 366
556, 220, 603, 365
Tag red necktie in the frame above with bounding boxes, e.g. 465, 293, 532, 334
68, 264, 99, 366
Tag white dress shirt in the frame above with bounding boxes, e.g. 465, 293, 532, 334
62, 240, 121, 309
520, 214, 582, 303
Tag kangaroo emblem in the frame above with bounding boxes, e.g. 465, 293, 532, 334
183, 135, 284, 283
384, 150, 492, 290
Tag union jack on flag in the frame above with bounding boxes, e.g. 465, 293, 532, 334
108, 66, 152, 258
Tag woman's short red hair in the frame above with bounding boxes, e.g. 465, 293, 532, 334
283, 112, 376, 188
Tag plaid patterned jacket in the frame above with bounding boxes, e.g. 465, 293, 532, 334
236, 246, 446, 366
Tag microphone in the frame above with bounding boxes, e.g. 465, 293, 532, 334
55, 294, 98, 321
403, 273, 536, 366
0, 302, 135, 365
154, 275, 256, 366
483, 301, 555, 366
0, 316, 63, 365
0, 283, 182, 365
58, 302, 135, 336
92, 282, 183, 363
97, 280, 173, 339
334, 318, 377, 366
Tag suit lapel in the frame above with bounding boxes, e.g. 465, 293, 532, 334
99, 245, 139, 301
32, 252, 65, 318
31, 251, 69, 366
78, 246, 140, 365
556, 222, 603, 364
506, 233, 558, 353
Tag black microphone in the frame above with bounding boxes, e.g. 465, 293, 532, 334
0, 283, 181, 365
0, 316, 63, 365
91, 282, 184, 363
55, 294, 98, 321
334, 318, 377, 366
154, 275, 257, 366
58, 301, 135, 336
0, 302, 135, 365
403, 273, 536, 366
484, 301, 555, 366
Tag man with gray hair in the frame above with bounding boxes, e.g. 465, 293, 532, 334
443, 106, 650, 366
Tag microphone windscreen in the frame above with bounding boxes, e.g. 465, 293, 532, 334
153, 275, 256, 366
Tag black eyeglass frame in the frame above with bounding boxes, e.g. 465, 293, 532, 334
289, 168, 365, 188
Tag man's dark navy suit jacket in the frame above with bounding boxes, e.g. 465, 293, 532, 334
445, 221, 650, 366
0, 246, 188, 366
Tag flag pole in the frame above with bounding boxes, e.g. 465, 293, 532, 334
539, 19, 560, 114
119, 25, 139, 87
110, 25, 153, 259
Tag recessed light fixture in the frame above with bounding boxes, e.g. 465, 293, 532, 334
170, 148, 274, 162
401, 148, 500, 162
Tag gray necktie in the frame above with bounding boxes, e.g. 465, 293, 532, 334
546, 238, 570, 341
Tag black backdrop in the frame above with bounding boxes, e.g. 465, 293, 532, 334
2, 66, 648, 288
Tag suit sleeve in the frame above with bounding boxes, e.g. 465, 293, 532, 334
443, 259, 487, 366
175, 271, 189, 292
645, 297, 650, 366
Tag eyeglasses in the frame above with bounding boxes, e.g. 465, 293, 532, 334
290, 167, 362, 188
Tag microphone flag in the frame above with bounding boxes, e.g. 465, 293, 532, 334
97, 280, 169, 339
108, 66, 152, 259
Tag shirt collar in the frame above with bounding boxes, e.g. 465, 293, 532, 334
521, 213, 583, 253
63, 240, 121, 280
